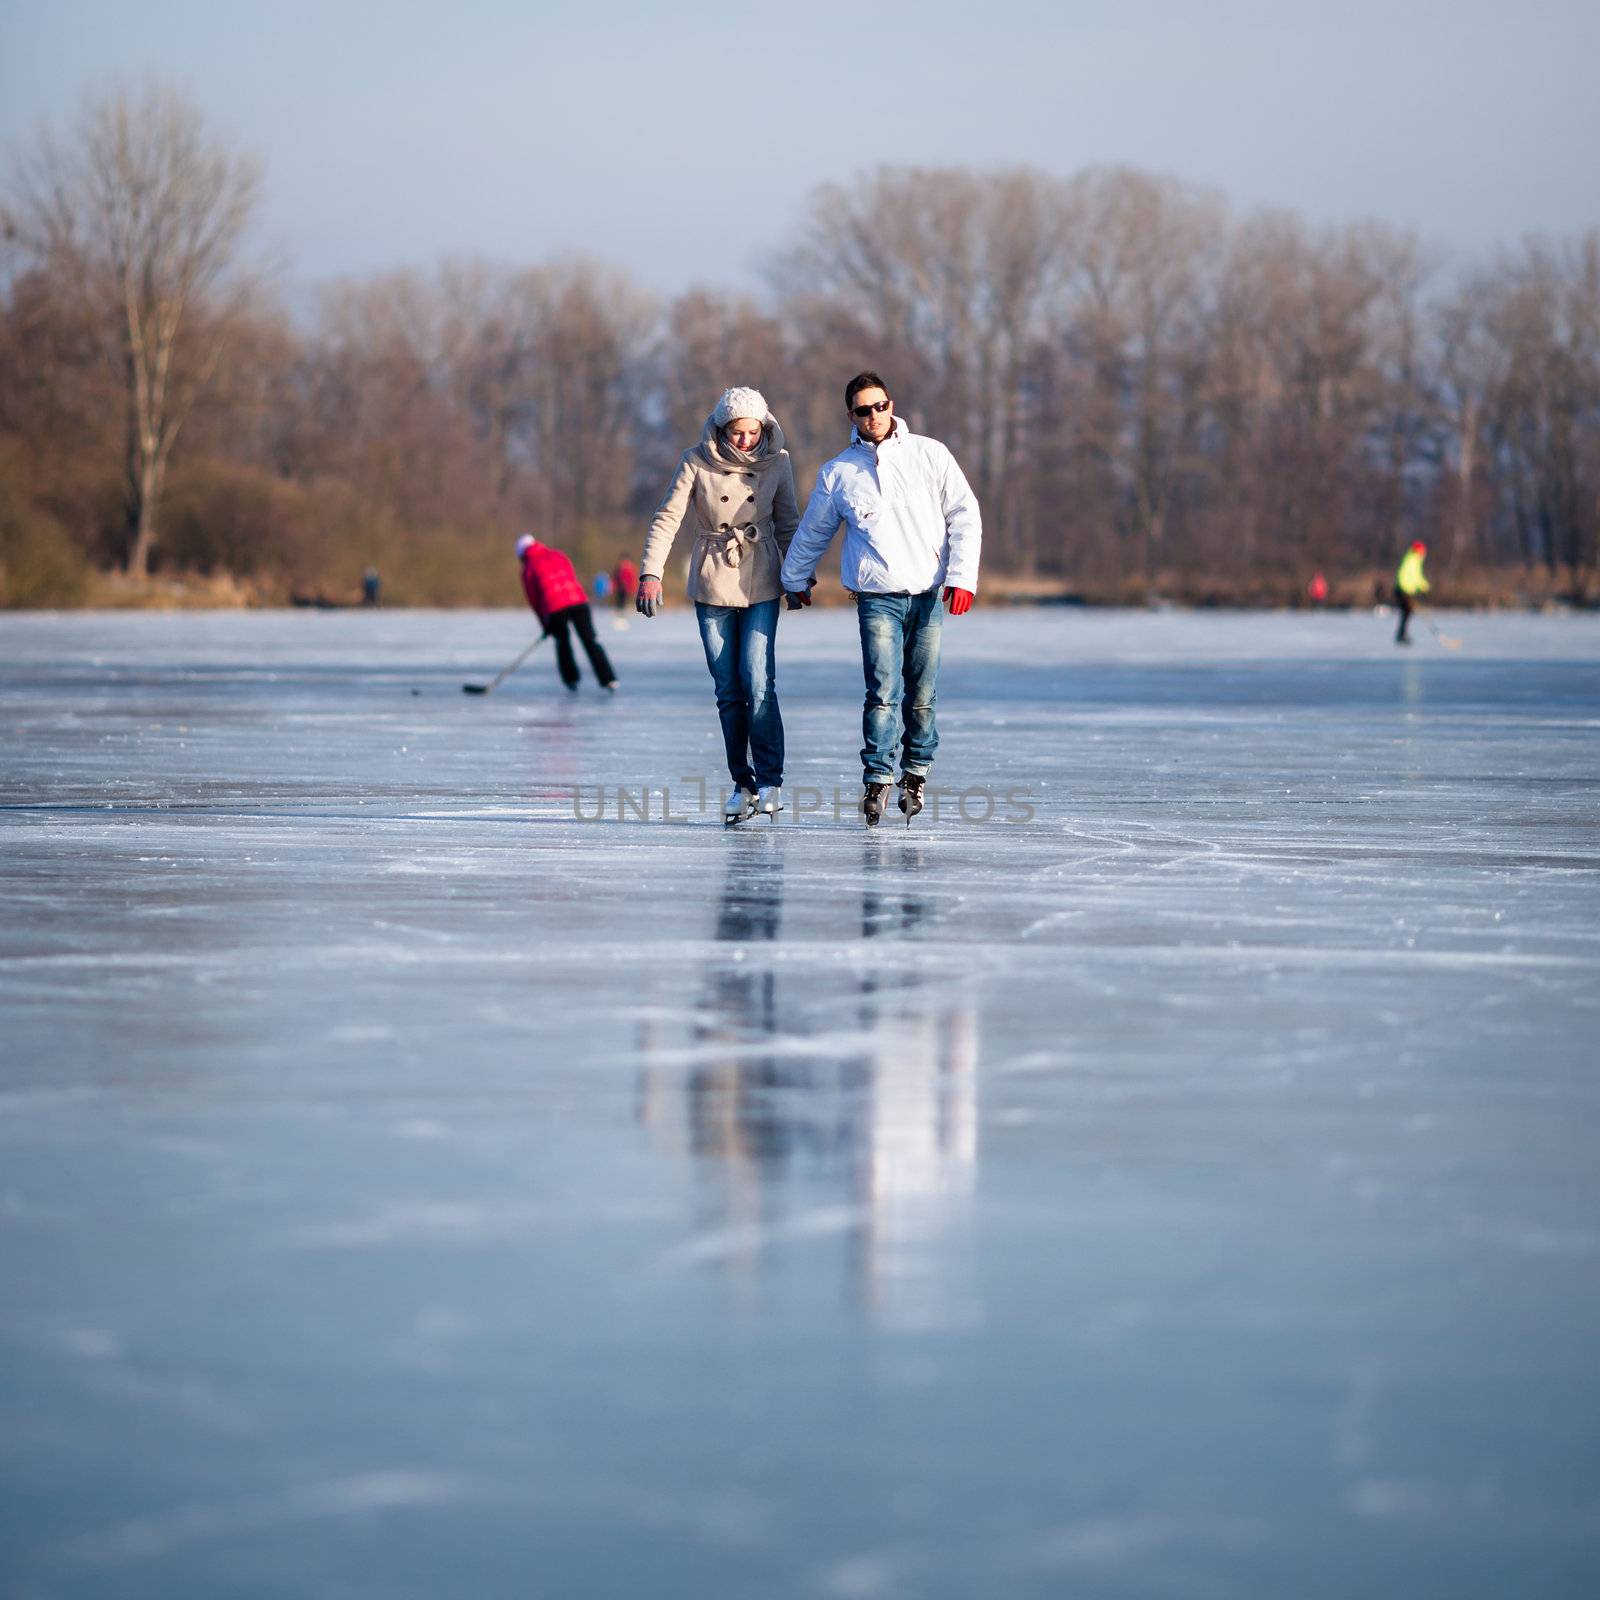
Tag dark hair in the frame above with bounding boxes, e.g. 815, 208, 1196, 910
844, 371, 891, 411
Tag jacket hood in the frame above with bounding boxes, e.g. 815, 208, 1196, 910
852, 416, 907, 450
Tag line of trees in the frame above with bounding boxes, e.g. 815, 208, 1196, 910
3, 84, 1597, 607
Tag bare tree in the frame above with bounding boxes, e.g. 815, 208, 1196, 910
1480, 236, 1600, 586
9, 130, 1599, 605
777, 166, 1071, 570
10, 82, 261, 577
496, 260, 656, 555
651, 291, 788, 452
1049, 167, 1225, 584
1433, 274, 1504, 572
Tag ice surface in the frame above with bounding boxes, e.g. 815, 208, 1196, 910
2, 607, 1598, 1598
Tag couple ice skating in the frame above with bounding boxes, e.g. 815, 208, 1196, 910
637, 373, 982, 827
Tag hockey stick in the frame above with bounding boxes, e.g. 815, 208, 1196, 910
462, 633, 548, 694
1421, 611, 1463, 650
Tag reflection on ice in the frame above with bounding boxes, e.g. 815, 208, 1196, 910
637, 842, 978, 1326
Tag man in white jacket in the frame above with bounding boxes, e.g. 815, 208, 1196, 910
781, 371, 981, 826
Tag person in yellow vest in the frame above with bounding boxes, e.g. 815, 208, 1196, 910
1394, 541, 1429, 645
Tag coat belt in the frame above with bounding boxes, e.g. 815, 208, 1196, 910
701, 523, 763, 567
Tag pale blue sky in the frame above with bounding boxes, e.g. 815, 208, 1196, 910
3, 0, 1596, 297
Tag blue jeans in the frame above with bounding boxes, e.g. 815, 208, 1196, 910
697, 599, 783, 790
857, 587, 943, 783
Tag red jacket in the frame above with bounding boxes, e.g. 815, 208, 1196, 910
520, 542, 586, 624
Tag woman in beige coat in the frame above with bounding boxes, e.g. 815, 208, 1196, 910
637, 386, 800, 825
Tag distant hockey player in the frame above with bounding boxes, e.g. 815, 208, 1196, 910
516, 535, 617, 692
1394, 541, 1429, 645
612, 555, 638, 611
780, 371, 981, 827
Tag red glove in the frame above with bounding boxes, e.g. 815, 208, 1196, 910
942, 586, 973, 616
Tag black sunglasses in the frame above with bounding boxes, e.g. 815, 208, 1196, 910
851, 399, 892, 419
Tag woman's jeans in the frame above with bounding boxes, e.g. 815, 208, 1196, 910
857, 587, 943, 783
696, 599, 783, 791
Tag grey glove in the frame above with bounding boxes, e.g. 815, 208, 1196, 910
636, 576, 663, 617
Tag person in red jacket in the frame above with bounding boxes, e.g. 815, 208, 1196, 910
515, 534, 617, 692
612, 555, 638, 611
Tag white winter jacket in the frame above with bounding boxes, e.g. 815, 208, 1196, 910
780, 420, 982, 596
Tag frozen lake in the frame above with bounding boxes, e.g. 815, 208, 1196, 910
2, 606, 1598, 1598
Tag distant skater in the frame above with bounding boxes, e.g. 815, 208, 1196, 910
613, 555, 638, 611
516, 534, 617, 692
637, 386, 800, 825
1394, 541, 1429, 645
781, 371, 981, 827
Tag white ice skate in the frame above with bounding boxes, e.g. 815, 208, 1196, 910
723, 786, 758, 826
756, 785, 783, 821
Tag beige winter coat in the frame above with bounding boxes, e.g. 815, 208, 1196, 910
641, 416, 800, 607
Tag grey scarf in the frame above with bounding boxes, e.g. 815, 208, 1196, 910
695, 413, 788, 476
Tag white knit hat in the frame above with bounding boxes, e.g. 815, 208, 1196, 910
514, 533, 535, 559
713, 386, 769, 425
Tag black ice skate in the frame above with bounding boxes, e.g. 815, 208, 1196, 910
898, 773, 925, 826
862, 781, 892, 828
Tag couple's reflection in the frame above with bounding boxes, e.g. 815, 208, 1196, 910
637, 836, 978, 1327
